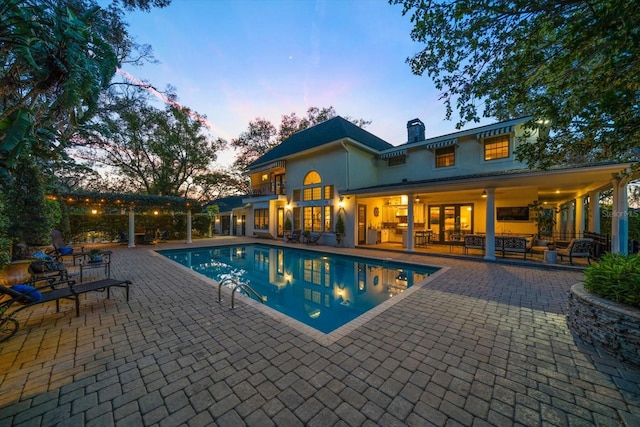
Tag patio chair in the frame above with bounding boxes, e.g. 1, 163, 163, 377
286, 229, 302, 243
306, 231, 323, 245
118, 231, 128, 245
28, 259, 68, 281
51, 229, 87, 265
0, 277, 132, 342
557, 238, 594, 265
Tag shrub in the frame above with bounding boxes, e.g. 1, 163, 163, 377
583, 253, 640, 309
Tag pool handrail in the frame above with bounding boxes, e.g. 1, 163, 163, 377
217, 277, 265, 309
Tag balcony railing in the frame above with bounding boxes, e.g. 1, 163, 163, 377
249, 182, 286, 196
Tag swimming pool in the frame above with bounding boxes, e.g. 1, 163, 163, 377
158, 244, 440, 334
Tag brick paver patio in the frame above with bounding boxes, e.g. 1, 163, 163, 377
1, 237, 638, 426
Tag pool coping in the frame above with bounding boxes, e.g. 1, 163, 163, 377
152, 244, 450, 345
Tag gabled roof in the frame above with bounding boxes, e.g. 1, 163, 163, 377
248, 116, 394, 169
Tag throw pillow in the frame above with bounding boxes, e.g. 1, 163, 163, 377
11, 284, 43, 302
58, 246, 73, 256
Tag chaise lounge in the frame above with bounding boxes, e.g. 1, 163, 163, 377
0, 278, 132, 342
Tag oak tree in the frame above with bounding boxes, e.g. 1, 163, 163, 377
392, 0, 640, 168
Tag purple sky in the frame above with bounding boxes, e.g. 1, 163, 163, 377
120, 0, 494, 166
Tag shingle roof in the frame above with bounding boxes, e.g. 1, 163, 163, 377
248, 116, 393, 169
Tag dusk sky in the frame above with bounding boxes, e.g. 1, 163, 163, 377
119, 0, 494, 166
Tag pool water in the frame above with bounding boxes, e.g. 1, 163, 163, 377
159, 244, 439, 334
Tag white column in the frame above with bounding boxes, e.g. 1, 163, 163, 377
128, 209, 135, 248
575, 196, 585, 237
484, 188, 496, 261
407, 195, 414, 252
588, 190, 600, 233
186, 209, 193, 244
612, 177, 628, 254
229, 212, 234, 236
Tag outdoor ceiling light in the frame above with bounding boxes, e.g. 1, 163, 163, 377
481, 190, 487, 198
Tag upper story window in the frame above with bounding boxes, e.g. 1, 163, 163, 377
303, 171, 321, 185
301, 170, 333, 201
484, 135, 510, 160
435, 146, 455, 168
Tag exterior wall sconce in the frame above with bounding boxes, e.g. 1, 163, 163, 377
481, 190, 487, 198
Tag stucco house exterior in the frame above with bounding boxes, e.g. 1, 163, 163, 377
234, 115, 634, 259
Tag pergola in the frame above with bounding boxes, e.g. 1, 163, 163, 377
54, 192, 202, 248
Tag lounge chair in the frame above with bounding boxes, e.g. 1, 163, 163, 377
286, 229, 302, 243
29, 259, 68, 281
306, 231, 323, 245
557, 238, 594, 265
50, 229, 87, 265
0, 277, 132, 342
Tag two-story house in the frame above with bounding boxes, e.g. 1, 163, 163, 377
233, 115, 634, 259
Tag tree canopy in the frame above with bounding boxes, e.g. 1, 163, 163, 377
0, 0, 170, 178
392, 0, 640, 169
77, 86, 225, 197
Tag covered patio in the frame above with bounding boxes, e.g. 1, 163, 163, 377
347, 162, 637, 261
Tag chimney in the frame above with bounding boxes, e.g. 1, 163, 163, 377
407, 118, 425, 143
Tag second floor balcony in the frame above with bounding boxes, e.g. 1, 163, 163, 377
250, 182, 286, 197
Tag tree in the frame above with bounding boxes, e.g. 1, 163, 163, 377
231, 118, 278, 171
232, 106, 371, 170
78, 87, 225, 197
193, 169, 250, 202
392, 0, 640, 169
0, 0, 170, 176
5, 157, 56, 251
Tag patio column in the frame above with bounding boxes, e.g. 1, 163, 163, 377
230, 212, 234, 236
611, 176, 629, 254
588, 190, 600, 233
407, 195, 415, 252
186, 209, 193, 244
575, 196, 585, 237
484, 188, 496, 261
128, 209, 135, 248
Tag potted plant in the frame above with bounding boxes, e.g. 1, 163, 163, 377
283, 216, 292, 241
88, 249, 103, 263
529, 200, 557, 239
302, 230, 311, 244
335, 213, 345, 247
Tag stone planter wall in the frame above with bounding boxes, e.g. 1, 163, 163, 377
568, 283, 640, 366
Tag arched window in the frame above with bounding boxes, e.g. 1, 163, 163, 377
303, 171, 321, 185
301, 170, 334, 232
